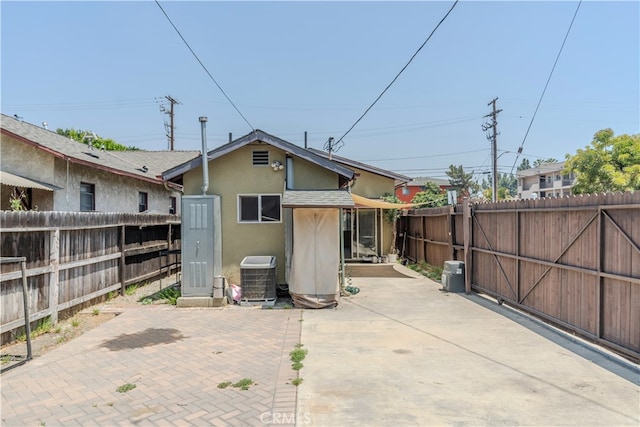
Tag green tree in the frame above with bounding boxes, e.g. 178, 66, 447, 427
517, 158, 531, 171
56, 128, 138, 151
446, 164, 479, 198
533, 157, 559, 167
481, 173, 517, 200
564, 129, 640, 194
411, 182, 447, 207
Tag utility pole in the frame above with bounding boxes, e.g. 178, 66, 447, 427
160, 95, 181, 150
482, 97, 502, 202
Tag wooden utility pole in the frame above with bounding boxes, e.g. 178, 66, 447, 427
482, 98, 502, 202
160, 95, 180, 150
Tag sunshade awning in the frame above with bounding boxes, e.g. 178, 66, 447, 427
0, 171, 61, 191
351, 193, 418, 209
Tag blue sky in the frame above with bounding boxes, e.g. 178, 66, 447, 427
2, 1, 638, 180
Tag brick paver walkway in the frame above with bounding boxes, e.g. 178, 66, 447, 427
1, 305, 302, 426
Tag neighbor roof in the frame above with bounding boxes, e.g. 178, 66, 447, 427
162, 129, 356, 183
405, 177, 451, 187
516, 162, 566, 178
1, 114, 200, 185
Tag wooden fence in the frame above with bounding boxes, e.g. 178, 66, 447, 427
0, 211, 181, 344
400, 192, 640, 361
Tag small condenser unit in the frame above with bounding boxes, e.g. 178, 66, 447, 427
441, 261, 465, 293
240, 256, 277, 303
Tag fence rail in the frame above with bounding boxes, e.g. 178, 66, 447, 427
1, 211, 181, 344
401, 192, 640, 361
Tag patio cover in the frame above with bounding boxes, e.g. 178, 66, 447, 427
0, 171, 60, 191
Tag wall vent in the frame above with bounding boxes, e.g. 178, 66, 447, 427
252, 150, 269, 165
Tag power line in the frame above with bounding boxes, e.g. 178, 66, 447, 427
359, 148, 489, 162
154, 1, 254, 131
509, 0, 582, 174
332, 0, 459, 151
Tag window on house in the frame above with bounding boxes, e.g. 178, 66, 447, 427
169, 196, 177, 214
402, 187, 409, 195
138, 192, 148, 212
252, 150, 269, 166
80, 182, 95, 211
238, 194, 281, 223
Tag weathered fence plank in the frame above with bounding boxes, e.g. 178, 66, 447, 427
1, 211, 181, 344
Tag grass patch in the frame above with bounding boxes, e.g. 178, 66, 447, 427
1, 354, 11, 365
408, 261, 443, 282
125, 284, 139, 296
116, 383, 136, 393
71, 318, 80, 327
107, 291, 118, 301
139, 286, 180, 305
92, 308, 100, 316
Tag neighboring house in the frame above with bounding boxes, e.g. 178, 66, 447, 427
0, 114, 199, 213
395, 177, 451, 203
162, 129, 412, 290
517, 162, 576, 199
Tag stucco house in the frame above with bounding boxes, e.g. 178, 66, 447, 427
162, 129, 412, 298
0, 114, 199, 213
516, 162, 576, 199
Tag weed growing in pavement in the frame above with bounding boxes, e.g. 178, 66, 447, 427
92, 308, 100, 316
116, 383, 136, 393
290, 343, 307, 384
217, 381, 232, 389
232, 378, 254, 390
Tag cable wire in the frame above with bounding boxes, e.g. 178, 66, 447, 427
509, 0, 582, 174
333, 0, 459, 151
155, 1, 254, 131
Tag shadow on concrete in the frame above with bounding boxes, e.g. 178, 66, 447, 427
463, 291, 640, 386
100, 328, 186, 351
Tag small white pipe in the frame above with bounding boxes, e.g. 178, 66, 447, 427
199, 117, 209, 195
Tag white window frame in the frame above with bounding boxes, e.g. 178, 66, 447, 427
237, 193, 282, 223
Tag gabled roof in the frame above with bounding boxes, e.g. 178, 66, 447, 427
305, 147, 412, 183
162, 129, 356, 182
1, 114, 200, 185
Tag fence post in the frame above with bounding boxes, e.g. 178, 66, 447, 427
449, 206, 455, 260
49, 228, 60, 324
120, 225, 126, 295
463, 202, 472, 293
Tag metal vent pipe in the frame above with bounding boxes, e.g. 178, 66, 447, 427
199, 117, 209, 195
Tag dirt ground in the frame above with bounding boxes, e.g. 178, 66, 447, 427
1, 277, 178, 369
